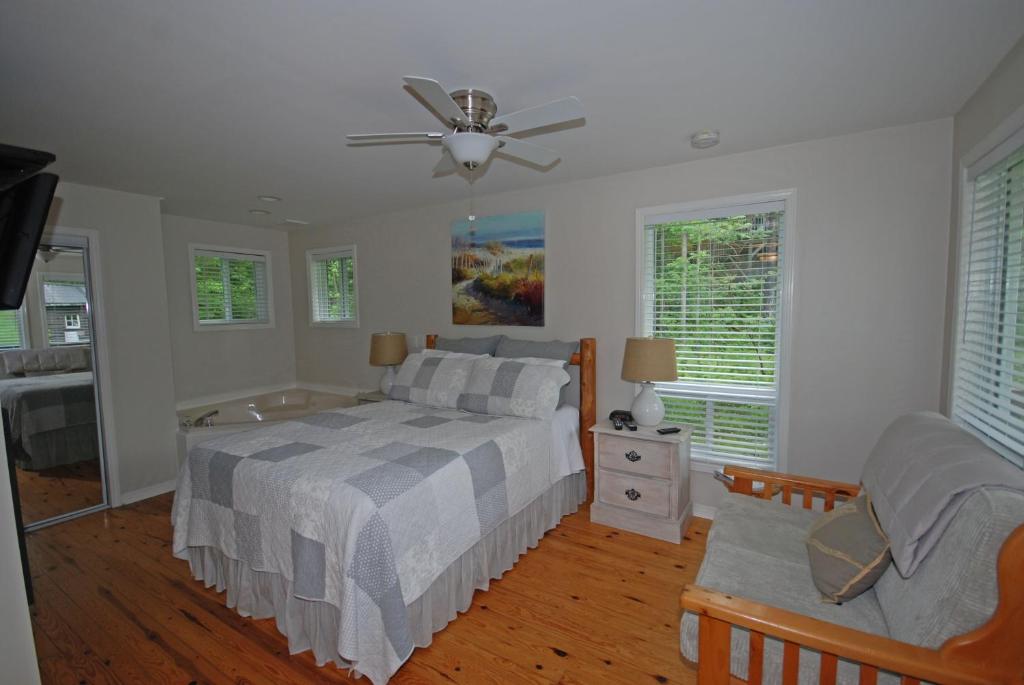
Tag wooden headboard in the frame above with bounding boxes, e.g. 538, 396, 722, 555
425, 335, 597, 502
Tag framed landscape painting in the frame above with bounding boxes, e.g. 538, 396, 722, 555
451, 211, 544, 326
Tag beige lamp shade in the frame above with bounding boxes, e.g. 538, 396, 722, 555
621, 337, 678, 382
369, 332, 408, 366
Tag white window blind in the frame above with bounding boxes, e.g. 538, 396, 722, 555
307, 246, 357, 325
0, 307, 27, 349
953, 142, 1024, 468
640, 199, 786, 465
192, 247, 271, 326
41, 276, 91, 346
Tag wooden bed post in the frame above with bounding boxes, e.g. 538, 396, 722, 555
425, 334, 438, 350
578, 338, 596, 503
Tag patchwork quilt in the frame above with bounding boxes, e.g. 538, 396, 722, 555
0, 371, 98, 469
172, 400, 557, 684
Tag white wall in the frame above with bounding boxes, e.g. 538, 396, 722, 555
290, 119, 953, 509
0, 438, 41, 684
48, 182, 180, 497
162, 215, 296, 404
942, 35, 1024, 410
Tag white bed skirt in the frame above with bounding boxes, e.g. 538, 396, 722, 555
185, 471, 587, 680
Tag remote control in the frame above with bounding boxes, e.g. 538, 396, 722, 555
656, 426, 681, 435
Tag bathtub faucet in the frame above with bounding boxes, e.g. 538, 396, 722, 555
193, 409, 219, 428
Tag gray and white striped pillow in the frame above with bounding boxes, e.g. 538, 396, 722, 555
456, 356, 570, 419
388, 350, 483, 409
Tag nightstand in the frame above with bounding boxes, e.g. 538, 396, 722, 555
589, 420, 692, 543
355, 391, 388, 405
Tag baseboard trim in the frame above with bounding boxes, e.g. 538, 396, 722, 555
692, 503, 717, 520
120, 479, 177, 505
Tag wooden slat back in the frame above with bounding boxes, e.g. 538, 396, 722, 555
859, 664, 878, 685
782, 641, 799, 685
819, 653, 837, 685
748, 631, 764, 685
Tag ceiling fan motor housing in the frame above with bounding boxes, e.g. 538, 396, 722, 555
449, 89, 497, 131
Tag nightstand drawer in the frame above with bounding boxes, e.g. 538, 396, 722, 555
598, 433, 672, 479
597, 470, 670, 518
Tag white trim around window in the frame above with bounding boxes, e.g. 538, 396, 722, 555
949, 103, 1024, 468
306, 244, 359, 328
635, 189, 796, 471
188, 243, 275, 332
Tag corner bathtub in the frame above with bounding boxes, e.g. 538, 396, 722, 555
176, 389, 356, 467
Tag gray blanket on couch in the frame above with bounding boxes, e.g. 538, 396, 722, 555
172, 400, 555, 685
862, 411, 1024, 576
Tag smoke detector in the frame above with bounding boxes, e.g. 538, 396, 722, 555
690, 130, 720, 149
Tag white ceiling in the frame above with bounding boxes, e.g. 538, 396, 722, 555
2, 0, 1023, 229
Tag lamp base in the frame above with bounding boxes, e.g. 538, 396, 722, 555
379, 366, 396, 395
630, 382, 665, 427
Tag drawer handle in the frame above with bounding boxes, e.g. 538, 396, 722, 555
625, 488, 641, 501
625, 450, 642, 462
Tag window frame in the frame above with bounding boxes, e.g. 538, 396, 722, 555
38, 272, 91, 348
188, 243, 275, 332
950, 111, 1024, 467
306, 244, 359, 328
635, 189, 796, 472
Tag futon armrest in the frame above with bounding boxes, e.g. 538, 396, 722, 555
722, 465, 859, 510
680, 585, 993, 685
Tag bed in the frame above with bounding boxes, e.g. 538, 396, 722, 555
0, 368, 99, 471
172, 336, 596, 684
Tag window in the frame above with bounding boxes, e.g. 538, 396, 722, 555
41, 276, 91, 346
952, 139, 1024, 468
307, 245, 358, 326
638, 193, 790, 467
190, 246, 273, 329
0, 307, 27, 349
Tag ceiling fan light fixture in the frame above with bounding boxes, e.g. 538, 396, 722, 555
443, 132, 499, 170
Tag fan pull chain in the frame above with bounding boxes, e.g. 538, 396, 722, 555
467, 167, 477, 238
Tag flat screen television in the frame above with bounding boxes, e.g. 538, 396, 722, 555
0, 144, 58, 310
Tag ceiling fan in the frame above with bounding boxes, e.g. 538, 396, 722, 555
347, 76, 585, 173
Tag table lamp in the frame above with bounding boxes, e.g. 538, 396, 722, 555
369, 332, 408, 395
621, 337, 678, 426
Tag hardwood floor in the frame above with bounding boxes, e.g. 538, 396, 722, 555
17, 458, 103, 525
26, 493, 708, 684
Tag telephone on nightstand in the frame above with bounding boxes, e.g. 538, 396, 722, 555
608, 410, 637, 431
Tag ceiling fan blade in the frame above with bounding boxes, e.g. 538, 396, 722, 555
489, 96, 584, 135
346, 132, 443, 141
433, 150, 457, 175
496, 137, 560, 167
403, 76, 471, 128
